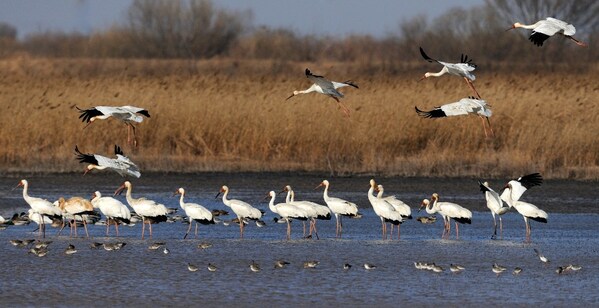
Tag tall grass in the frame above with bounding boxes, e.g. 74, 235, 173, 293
0, 57, 597, 179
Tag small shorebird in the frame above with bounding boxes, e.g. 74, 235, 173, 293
343, 263, 352, 270
29, 247, 48, 257
493, 263, 507, 275
250, 260, 261, 272
450, 264, 465, 273
163, 247, 170, 255
274, 260, 290, 269
533, 248, 550, 263
64, 244, 77, 255
513, 267, 523, 275
303, 260, 320, 269
416, 216, 437, 224
148, 242, 165, 250
432, 264, 444, 273
89, 242, 103, 249
566, 264, 582, 271
364, 263, 377, 270
207, 263, 218, 272
187, 263, 199, 272
197, 242, 212, 249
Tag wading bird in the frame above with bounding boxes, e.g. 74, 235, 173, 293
419, 193, 472, 239
174, 188, 215, 239
282, 185, 331, 239
216, 186, 263, 239
77, 105, 150, 147
367, 180, 402, 240
500, 173, 546, 242
506, 17, 587, 47
286, 68, 358, 117
479, 181, 510, 239
419, 47, 481, 98
57, 197, 95, 238
316, 180, 359, 238
15, 180, 62, 238
90, 191, 131, 236
415, 97, 494, 137
376, 184, 411, 239
114, 181, 168, 239
75, 145, 140, 178
266, 191, 309, 240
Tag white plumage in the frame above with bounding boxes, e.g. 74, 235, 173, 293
376, 184, 411, 239
508, 17, 586, 47
286, 68, 358, 117
500, 173, 547, 242
479, 181, 510, 239
114, 181, 168, 239
217, 185, 262, 238
77, 105, 151, 146
16, 179, 62, 238
420, 193, 472, 239
419, 47, 481, 98
75, 145, 140, 178
368, 180, 402, 240
316, 180, 359, 238
91, 191, 131, 236
267, 191, 309, 240
415, 97, 494, 137
175, 187, 214, 239
283, 185, 331, 239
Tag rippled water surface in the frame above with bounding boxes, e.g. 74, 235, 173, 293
1, 173, 598, 306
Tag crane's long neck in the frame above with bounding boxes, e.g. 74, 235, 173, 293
125, 185, 134, 205
367, 186, 376, 203
179, 192, 186, 210
376, 189, 384, 199
268, 194, 278, 214
322, 183, 330, 201
300, 84, 318, 94
516, 22, 540, 30
290, 190, 295, 203
221, 189, 231, 207
21, 182, 32, 204
427, 67, 449, 78
91, 195, 101, 208
285, 190, 291, 203
426, 199, 436, 214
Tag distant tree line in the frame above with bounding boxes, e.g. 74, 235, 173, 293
1, 0, 598, 70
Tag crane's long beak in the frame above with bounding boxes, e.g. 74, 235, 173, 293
90, 192, 96, 201
261, 193, 271, 201
314, 183, 324, 190
114, 185, 125, 196
12, 183, 22, 191
285, 93, 295, 101
418, 75, 427, 82
505, 25, 515, 32
172, 191, 180, 197
215, 192, 221, 199
83, 167, 90, 176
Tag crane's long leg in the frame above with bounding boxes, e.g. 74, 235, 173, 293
287, 220, 291, 240
82, 215, 89, 238
302, 221, 307, 238
339, 215, 343, 238
491, 213, 497, 239
195, 222, 199, 238
397, 224, 401, 240
106, 218, 110, 236
380, 218, 385, 240
329, 96, 351, 118
566, 36, 587, 47
499, 217, 503, 239
141, 218, 146, 239
184, 219, 192, 239
485, 117, 494, 137
455, 221, 460, 239
115, 220, 120, 237
479, 116, 489, 138
148, 220, 153, 238
130, 124, 138, 148
313, 219, 320, 240
464, 77, 482, 99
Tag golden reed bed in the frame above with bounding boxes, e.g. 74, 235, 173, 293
0, 57, 597, 179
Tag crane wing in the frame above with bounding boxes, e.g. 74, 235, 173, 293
546, 17, 575, 35
74, 146, 99, 165
419, 47, 439, 64
306, 68, 335, 89
76, 106, 104, 123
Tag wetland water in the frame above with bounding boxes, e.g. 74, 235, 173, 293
0, 173, 598, 306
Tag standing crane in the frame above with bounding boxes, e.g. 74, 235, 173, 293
500, 173, 547, 242
174, 188, 215, 239
286, 68, 358, 117
315, 180, 359, 238
376, 184, 412, 239
77, 105, 150, 147
506, 17, 587, 47
419, 193, 472, 239
266, 191, 309, 240
216, 185, 263, 239
367, 180, 403, 240
75, 145, 140, 178
415, 97, 494, 137
90, 191, 131, 236
114, 181, 168, 239
15, 179, 62, 238
479, 181, 510, 239
419, 47, 481, 99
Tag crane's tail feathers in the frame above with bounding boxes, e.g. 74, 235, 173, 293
419, 47, 437, 63
415, 106, 446, 118
343, 80, 359, 89
454, 217, 472, 224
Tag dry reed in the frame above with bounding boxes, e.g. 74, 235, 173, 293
0, 57, 597, 179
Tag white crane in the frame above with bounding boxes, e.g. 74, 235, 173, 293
114, 181, 168, 239
174, 187, 215, 239
216, 185, 263, 238
479, 181, 510, 239
286, 68, 358, 117
282, 185, 331, 240
15, 179, 62, 238
419, 47, 481, 99
415, 97, 494, 137
376, 184, 412, 239
419, 193, 472, 239
506, 17, 587, 47
77, 105, 150, 147
75, 145, 140, 178
266, 191, 309, 240
91, 191, 131, 236
57, 196, 95, 238
316, 180, 359, 238
500, 173, 547, 242
368, 180, 402, 240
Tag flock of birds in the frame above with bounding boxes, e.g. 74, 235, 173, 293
0, 17, 587, 280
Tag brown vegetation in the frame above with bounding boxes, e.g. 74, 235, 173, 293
0, 57, 597, 179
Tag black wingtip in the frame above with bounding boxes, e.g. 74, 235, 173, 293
343, 80, 359, 89
419, 47, 435, 63
114, 145, 124, 156
137, 109, 151, 118
415, 106, 446, 118
305, 68, 311, 76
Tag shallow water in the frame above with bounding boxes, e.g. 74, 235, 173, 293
1, 173, 598, 306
